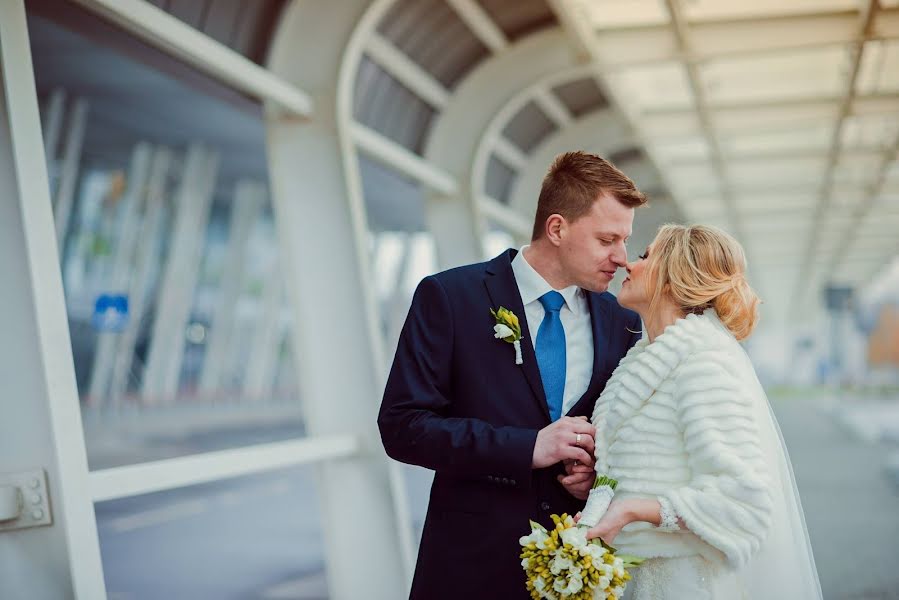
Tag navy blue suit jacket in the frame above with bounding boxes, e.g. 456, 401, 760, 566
378, 249, 641, 599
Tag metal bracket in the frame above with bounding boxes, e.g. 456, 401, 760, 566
0, 469, 53, 532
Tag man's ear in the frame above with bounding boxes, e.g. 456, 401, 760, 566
545, 214, 566, 246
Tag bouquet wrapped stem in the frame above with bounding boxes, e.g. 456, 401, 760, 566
577, 475, 618, 529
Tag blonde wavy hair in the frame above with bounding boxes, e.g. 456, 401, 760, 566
644, 224, 760, 340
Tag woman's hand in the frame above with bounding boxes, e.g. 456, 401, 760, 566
583, 499, 632, 544
558, 460, 595, 500
582, 497, 663, 544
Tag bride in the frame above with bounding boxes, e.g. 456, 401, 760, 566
563, 224, 822, 599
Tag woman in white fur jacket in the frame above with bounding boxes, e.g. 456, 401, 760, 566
564, 224, 822, 599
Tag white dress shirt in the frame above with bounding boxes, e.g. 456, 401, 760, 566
510, 246, 595, 416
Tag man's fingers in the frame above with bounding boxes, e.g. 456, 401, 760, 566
569, 463, 594, 474
558, 417, 595, 435
560, 473, 593, 486
568, 420, 597, 436
563, 445, 593, 465
564, 461, 593, 474
579, 436, 596, 456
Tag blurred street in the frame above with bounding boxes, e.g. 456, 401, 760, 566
93, 389, 899, 600
776, 392, 899, 599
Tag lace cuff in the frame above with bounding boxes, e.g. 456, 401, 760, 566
656, 496, 680, 532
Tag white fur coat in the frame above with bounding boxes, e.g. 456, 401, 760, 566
591, 310, 773, 569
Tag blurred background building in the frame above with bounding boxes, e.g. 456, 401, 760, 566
1, 0, 898, 598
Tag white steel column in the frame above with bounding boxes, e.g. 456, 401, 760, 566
87, 143, 153, 405
266, 2, 407, 598
41, 87, 65, 168
243, 261, 284, 400
0, 1, 106, 596
53, 96, 88, 254
385, 233, 413, 349
141, 144, 219, 403
199, 181, 265, 396
108, 147, 172, 403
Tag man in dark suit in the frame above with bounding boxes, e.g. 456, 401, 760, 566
378, 151, 646, 599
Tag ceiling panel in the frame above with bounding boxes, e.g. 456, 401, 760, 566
677, 194, 725, 220
735, 192, 817, 214
666, 164, 719, 194
721, 126, 832, 156
574, 0, 668, 29
728, 157, 827, 188
712, 104, 838, 135
700, 46, 848, 104
640, 112, 703, 138
683, 0, 857, 22
841, 114, 899, 149
833, 154, 886, 185
651, 137, 711, 163
609, 62, 694, 112
856, 40, 899, 95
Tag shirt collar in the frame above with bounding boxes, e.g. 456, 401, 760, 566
511, 245, 583, 314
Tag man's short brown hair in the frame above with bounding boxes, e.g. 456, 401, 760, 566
532, 151, 647, 240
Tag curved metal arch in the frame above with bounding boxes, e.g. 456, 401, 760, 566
336, 2, 678, 268
505, 109, 635, 210
419, 27, 581, 265
470, 64, 685, 236
508, 109, 683, 256
338, 0, 581, 267
471, 64, 613, 205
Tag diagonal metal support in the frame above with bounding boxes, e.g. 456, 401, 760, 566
663, 0, 745, 245
545, 0, 683, 226
791, 0, 880, 316
828, 132, 899, 272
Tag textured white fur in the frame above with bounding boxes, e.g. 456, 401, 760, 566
590, 311, 773, 569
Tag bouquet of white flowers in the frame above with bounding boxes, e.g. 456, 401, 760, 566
519, 514, 643, 600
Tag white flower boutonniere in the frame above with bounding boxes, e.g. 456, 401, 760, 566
491, 306, 523, 365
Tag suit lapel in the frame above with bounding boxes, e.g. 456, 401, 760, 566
568, 291, 612, 417
484, 250, 550, 423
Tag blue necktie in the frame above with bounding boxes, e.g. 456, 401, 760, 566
536, 291, 566, 421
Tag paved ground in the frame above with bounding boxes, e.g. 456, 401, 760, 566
776, 392, 899, 600
93, 390, 899, 599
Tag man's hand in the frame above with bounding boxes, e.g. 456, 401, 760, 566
532, 416, 596, 469
558, 460, 595, 500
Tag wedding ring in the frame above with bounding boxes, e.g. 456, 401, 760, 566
575, 433, 582, 447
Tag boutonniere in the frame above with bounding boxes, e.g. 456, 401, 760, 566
491, 306, 523, 365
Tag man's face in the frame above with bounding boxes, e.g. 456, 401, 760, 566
556, 193, 633, 293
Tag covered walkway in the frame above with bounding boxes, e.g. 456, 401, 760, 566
1, 1, 898, 598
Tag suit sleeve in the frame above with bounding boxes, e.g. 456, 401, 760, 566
377, 275, 537, 487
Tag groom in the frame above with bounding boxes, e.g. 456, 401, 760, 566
378, 151, 645, 599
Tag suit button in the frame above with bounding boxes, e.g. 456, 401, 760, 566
501, 478, 510, 485
540, 501, 551, 511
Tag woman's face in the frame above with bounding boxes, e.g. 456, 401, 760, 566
618, 243, 653, 313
